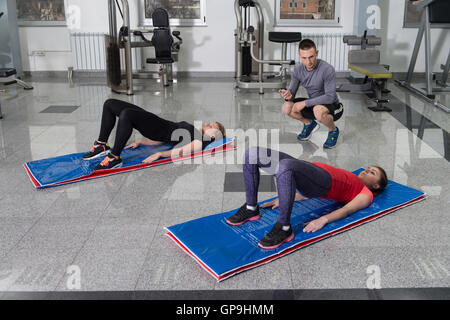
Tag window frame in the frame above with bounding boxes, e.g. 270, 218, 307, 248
274, 0, 342, 27
138, 0, 207, 27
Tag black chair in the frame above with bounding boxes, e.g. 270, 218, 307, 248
146, 8, 182, 86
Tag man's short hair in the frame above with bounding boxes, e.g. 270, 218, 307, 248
299, 39, 317, 51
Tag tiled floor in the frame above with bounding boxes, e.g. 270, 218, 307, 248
0, 76, 449, 298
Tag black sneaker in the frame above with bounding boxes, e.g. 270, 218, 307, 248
82, 141, 110, 160
226, 204, 261, 226
94, 154, 123, 171
258, 222, 294, 250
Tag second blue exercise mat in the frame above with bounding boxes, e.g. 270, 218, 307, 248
166, 169, 426, 281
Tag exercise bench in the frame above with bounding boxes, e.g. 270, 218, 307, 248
337, 32, 392, 112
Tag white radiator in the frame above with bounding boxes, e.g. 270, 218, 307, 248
70, 32, 142, 71
70, 32, 349, 73
288, 33, 350, 72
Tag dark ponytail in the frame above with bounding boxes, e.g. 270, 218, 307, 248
371, 166, 388, 197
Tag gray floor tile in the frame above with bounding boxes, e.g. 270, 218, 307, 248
357, 246, 450, 288
214, 258, 294, 290
160, 191, 224, 227
135, 249, 216, 291
55, 247, 148, 291
0, 190, 60, 218
346, 219, 415, 248
15, 216, 100, 250
0, 217, 39, 259
288, 246, 368, 289
83, 216, 160, 250
44, 191, 115, 217
105, 190, 167, 216
0, 247, 77, 291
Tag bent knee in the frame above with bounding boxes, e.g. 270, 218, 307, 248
103, 99, 123, 114
313, 106, 329, 122
276, 158, 298, 176
282, 102, 294, 116
103, 98, 118, 108
118, 108, 137, 121
244, 146, 260, 164
244, 146, 274, 165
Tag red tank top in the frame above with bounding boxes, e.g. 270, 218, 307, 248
313, 162, 373, 204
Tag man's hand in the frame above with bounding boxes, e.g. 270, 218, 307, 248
261, 198, 280, 209
125, 141, 140, 149
303, 216, 328, 233
142, 152, 162, 164
279, 89, 293, 101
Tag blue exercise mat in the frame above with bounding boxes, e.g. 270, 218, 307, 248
25, 138, 235, 189
166, 169, 426, 281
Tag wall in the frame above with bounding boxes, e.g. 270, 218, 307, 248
378, 0, 450, 73
19, 0, 449, 74
17, 0, 357, 73
18, 0, 108, 72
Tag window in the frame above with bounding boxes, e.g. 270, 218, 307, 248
289, 1, 298, 9
139, 0, 206, 27
16, 0, 67, 26
275, 0, 341, 27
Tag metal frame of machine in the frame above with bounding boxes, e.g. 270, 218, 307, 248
106, 0, 182, 95
234, 0, 301, 94
395, 0, 450, 113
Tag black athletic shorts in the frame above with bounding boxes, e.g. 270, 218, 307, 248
292, 97, 344, 122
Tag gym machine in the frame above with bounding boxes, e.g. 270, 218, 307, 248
0, 10, 33, 93
336, 31, 393, 112
234, 0, 301, 94
106, 0, 182, 95
145, 8, 183, 87
1, 9, 33, 120
395, 0, 450, 113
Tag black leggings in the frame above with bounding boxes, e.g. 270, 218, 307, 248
98, 99, 167, 156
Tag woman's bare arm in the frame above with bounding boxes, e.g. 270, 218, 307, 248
138, 138, 164, 146
142, 140, 203, 164
159, 140, 203, 158
303, 193, 372, 232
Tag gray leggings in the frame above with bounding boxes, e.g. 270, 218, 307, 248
244, 147, 332, 225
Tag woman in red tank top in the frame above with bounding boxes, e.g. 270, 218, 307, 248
227, 147, 388, 250
263, 164, 388, 233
